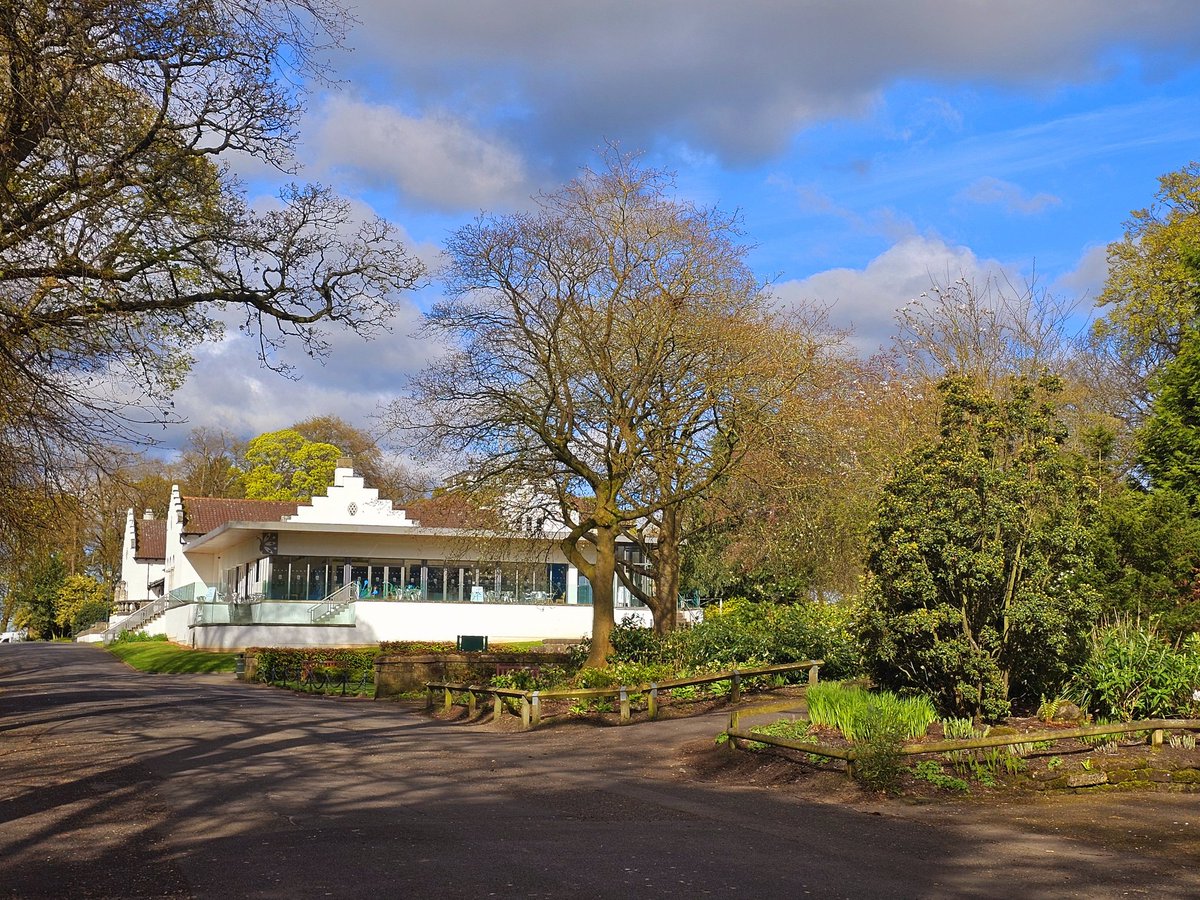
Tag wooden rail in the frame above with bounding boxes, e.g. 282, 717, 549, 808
725, 714, 1200, 777
426, 659, 823, 730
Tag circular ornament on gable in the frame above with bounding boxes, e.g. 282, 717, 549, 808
347, 502, 358, 516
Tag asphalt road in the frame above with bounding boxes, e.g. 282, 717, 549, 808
2, 643, 1199, 899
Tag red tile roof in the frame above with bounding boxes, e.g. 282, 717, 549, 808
402, 494, 504, 530
133, 518, 167, 561
182, 498, 299, 535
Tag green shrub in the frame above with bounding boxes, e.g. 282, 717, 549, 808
378, 641, 457, 654
602, 600, 862, 679
852, 709, 908, 792
1066, 620, 1200, 721
489, 665, 570, 691
252, 647, 380, 682
113, 631, 168, 643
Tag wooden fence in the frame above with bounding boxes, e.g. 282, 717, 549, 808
426, 659, 823, 730
726, 706, 1200, 777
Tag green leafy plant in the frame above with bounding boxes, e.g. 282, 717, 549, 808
1047, 756, 1063, 770
1066, 620, 1200, 720
913, 760, 970, 793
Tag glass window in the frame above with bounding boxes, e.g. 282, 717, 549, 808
549, 563, 567, 602
446, 565, 464, 602
426, 565, 445, 602
577, 573, 592, 605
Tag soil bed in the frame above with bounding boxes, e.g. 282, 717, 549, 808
715, 715, 1200, 801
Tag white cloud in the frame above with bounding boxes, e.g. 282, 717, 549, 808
308, 96, 535, 211
776, 235, 1015, 354
340, 1, 1200, 163
1052, 243, 1110, 303
158, 292, 442, 450
956, 176, 1062, 215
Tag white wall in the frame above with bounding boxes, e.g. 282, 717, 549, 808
183, 601, 653, 650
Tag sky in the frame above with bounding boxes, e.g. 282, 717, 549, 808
162, 0, 1200, 452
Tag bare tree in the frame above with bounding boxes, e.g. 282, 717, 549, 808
391, 151, 817, 664
894, 272, 1085, 390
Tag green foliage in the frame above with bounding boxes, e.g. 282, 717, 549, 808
573, 661, 675, 689
603, 601, 861, 679
1094, 163, 1200, 397
913, 760, 970, 793
378, 641, 461, 654
55, 574, 111, 633
807, 682, 937, 742
240, 429, 342, 501
940, 717, 979, 740
1136, 252, 1200, 507
851, 709, 908, 793
8, 551, 67, 639
113, 631, 169, 643
1066, 620, 1200, 721
1089, 486, 1200, 640
489, 666, 570, 691
861, 374, 1100, 719
251, 647, 380, 682
753, 719, 814, 741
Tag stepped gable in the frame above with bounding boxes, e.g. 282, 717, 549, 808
289, 467, 417, 526
133, 518, 167, 561
181, 497, 300, 536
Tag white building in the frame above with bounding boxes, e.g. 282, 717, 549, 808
108, 465, 654, 649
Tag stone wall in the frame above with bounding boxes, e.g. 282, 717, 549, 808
374, 652, 570, 698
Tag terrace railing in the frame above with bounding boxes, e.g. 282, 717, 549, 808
103, 581, 205, 641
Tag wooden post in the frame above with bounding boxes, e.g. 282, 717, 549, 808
531, 691, 541, 728
619, 687, 631, 723
520, 695, 531, 729
648, 684, 658, 719
727, 709, 740, 753
730, 669, 741, 704
467, 689, 477, 717
493, 693, 503, 723
808, 664, 820, 686
1151, 728, 1164, 748
443, 686, 452, 711
426, 686, 434, 709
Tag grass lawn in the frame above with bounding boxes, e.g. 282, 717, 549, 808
106, 641, 237, 675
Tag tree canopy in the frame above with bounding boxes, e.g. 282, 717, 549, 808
0, 0, 423, 552
861, 375, 1099, 719
395, 151, 820, 663
240, 429, 341, 501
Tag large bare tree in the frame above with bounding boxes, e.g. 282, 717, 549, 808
393, 152, 816, 664
0, 0, 424, 556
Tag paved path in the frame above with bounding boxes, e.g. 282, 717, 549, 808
2, 643, 1198, 898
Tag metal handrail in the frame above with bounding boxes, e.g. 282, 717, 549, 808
307, 582, 358, 623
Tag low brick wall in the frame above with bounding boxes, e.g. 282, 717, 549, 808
374, 652, 570, 699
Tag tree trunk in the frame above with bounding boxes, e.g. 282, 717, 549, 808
646, 506, 681, 634
585, 523, 618, 668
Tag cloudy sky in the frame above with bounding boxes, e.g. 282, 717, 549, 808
167, 0, 1200, 450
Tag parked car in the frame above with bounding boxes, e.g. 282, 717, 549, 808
0, 629, 29, 643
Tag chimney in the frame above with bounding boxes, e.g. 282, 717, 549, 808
143, 509, 155, 520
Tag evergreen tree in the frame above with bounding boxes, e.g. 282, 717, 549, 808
860, 375, 1099, 719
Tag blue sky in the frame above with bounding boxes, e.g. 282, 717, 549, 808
167, 1, 1200, 449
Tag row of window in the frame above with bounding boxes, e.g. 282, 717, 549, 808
223, 556, 580, 604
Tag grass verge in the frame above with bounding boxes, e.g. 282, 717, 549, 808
106, 641, 237, 674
